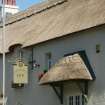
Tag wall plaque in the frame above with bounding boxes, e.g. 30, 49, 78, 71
13, 60, 28, 84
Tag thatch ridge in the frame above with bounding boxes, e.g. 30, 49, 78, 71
3, 0, 67, 25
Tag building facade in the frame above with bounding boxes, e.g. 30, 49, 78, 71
0, 0, 19, 20
0, 0, 105, 105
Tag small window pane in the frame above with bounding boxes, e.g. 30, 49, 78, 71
68, 95, 83, 105
45, 52, 52, 70
76, 96, 80, 105
69, 96, 73, 105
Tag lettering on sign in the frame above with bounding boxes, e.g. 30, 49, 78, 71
13, 60, 28, 84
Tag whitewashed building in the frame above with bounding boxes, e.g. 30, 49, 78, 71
0, 0, 105, 105
0, 0, 19, 21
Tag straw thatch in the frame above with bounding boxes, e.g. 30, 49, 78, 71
0, 0, 105, 53
39, 54, 93, 85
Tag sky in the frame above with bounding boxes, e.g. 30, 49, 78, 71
16, 0, 45, 10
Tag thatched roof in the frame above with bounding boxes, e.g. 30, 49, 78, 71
0, 0, 105, 53
39, 54, 93, 85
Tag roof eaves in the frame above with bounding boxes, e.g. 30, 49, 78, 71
22, 22, 105, 48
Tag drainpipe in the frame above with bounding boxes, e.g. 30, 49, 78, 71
2, 0, 6, 105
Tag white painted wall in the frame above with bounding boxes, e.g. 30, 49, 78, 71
0, 4, 19, 21
29, 25, 105, 105
0, 25, 105, 105
4, 5, 19, 14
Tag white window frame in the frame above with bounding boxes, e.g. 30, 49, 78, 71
67, 95, 85, 105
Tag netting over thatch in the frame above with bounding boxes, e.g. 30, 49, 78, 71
0, 0, 105, 53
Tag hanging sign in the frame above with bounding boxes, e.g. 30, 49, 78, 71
13, 60, 28, 84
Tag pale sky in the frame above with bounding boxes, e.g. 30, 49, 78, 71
17, 0, 45, 10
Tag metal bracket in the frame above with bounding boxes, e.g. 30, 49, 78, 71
76, 81, 88, 95
51, 84, 64, 104
84, 81, 88, 95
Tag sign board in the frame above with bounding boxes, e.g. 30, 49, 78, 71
13, 60, 28, 84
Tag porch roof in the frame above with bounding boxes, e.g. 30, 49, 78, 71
39, 53, 93, 85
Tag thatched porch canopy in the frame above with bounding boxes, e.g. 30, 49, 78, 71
39, 54, 93, 85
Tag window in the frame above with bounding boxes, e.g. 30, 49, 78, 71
76, 96, 80, 105
69, 96, 73, 105
68, 95, 84, 105
45, 52, 52, 70
6, 12, 12, 18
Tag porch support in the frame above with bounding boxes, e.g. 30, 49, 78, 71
51, 84, 64, 104
84, 81, 88, 95
76, 80, 88, 95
